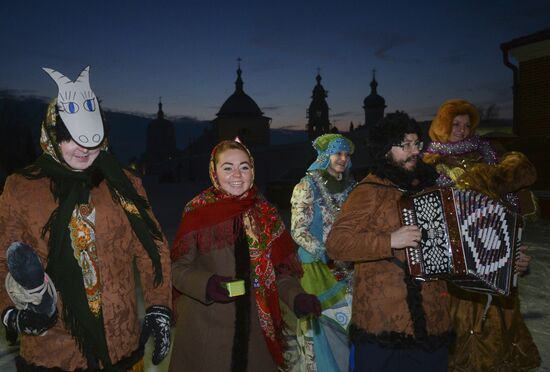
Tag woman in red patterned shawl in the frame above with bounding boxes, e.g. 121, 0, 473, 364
169, 139, 320, 372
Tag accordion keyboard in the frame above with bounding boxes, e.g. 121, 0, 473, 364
400, 187, 519, 295
411, 192, 452, 275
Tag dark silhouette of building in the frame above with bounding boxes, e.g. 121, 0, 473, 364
363, 70, 386, 128
501, 28, 550, 138
212, 60, 271, 145
500, 28, 550, 217
146, 98, 177, 163
307, 71, 331, 140
0, 97, 40, 190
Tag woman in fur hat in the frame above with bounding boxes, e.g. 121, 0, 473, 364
289, 133, 356, 371
423, 99, 541, 371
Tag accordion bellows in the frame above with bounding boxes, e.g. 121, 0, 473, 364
400, 188, 520, 296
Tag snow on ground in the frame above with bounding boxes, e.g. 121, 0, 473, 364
519, 219, 550, 371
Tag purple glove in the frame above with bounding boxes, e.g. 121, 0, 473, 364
293, 293, 322, 318
206, 275, 233, 303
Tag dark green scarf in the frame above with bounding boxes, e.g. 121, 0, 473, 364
19, 151, 163, 369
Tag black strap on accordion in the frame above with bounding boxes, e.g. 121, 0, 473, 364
389, 257, 411, 276
390, 257, 407, 270
390, 257, 423, 287
389, 257, 429, 344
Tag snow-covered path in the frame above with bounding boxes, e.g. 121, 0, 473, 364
520, 219, 550, 371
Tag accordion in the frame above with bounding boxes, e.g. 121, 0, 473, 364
399, 187, 520, 296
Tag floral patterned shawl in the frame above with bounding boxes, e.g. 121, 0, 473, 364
171, 140, 300, 366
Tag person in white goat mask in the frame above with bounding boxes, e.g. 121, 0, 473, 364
0, 66, 172, 371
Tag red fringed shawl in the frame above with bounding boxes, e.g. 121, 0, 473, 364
171, 186, 299, 366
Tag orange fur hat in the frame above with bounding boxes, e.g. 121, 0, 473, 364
429, 99, 480, 143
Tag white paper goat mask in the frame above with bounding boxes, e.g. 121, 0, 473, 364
42, 66, 104, 148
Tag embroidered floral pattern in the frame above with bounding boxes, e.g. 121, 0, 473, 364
290, 170, 355, 371
175, 186, 289, 364
243, 201, 284, 342
291, 171, 355, 263
39, 102, 62, 163
290, 181, 323, 258
69, 203, 102, 316
114, 190, 140, 215
257, 306, 277, 340
184, 188, 231, 213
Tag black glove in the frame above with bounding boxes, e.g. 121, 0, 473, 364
293, 293, 322, 318
205, 275, 233, 303
2, 306, 57, 343
139, 305, 172, 365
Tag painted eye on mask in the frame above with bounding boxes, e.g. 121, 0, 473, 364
84, 98, 96, 112
61, 101, 80, 114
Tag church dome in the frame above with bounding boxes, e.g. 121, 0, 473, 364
212, 61, 271, 145
218, 91, 262, 116
217, 67, 263, 116
363, 92, 386, 107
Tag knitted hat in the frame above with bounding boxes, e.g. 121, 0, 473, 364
307, 134, 354, 171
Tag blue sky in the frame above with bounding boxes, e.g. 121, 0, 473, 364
1, 0, 549, 131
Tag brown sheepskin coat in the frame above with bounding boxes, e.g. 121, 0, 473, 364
326, 174, 452, 348
169, 218, 304, 372
0, 173, 172, 370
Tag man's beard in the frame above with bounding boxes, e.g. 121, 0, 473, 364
373, 153, 437, 192
388, 154, 417, 172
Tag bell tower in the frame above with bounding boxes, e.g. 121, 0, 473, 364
363, 69, 386, 128
307, 69, 331, 140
